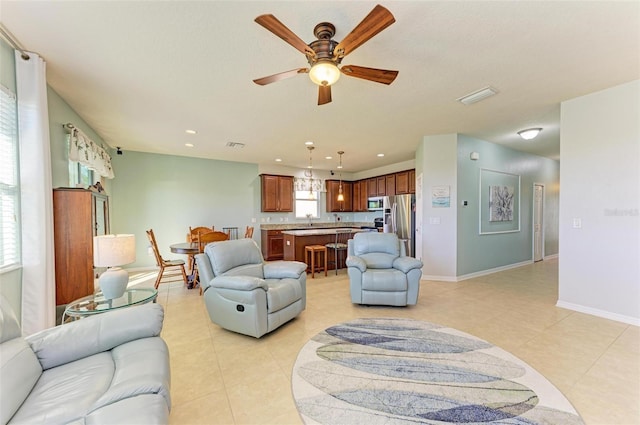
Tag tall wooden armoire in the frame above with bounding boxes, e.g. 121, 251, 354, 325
53, 188, 109, 305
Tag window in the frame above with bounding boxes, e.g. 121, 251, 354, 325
67, 135, 94, 187
295, 190, 319, 218
0, 86, 20, 269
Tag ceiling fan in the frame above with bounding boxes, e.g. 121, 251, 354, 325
253, 4, 399, 105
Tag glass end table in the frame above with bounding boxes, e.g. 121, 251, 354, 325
62, 287, 158, 323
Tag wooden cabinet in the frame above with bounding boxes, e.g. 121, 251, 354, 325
260, 174, 293, 212
53, 188, 110, 305
376, 176, 386, 196
367, 178, 378, 197
326, 180, 353, 212
261, 229, 284, 260
385, 174, 396, 196
352, 180, 369, 212
409, 169, 415, 194
395, 171, 409, 194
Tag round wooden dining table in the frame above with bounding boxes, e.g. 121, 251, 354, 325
169, 242, 199, 288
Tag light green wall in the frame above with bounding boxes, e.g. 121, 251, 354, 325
110, 151, 259, 268
46, 86, 111, 192
456, 135, 559, 275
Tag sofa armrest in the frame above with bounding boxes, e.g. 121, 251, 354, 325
393, 256, 424, 274
195, 253, 214, 291
346, 255, 367, 272
25, 303, 164, 370
263, 261, 306, 279
211, 275, 268, 291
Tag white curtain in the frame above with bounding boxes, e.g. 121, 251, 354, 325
16, 51, 56, 334
68, 126, 114, 178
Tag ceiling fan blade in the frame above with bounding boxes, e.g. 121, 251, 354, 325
318, 85, 332, 105
253, 68, 309, 86
255, 14, 316, 57
333, 5, 395, 58
341, 65, 398, 85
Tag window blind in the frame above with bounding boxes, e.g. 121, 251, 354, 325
0, 85, 20, 269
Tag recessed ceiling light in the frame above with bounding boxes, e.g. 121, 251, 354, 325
185, 129, 197, 134
185, 143, 194, 148
275, 158, 282, 162
456, 86, 498, 105
305, 141, 314, 146
325, 156, 332, 160
517, 128, 543, 140
377, 153, 385, 157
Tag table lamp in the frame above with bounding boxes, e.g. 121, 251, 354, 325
93, 234, 136, 299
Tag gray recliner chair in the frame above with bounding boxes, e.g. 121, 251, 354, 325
0, 296, 171, 424
346, 232, 423, 306
195, 238, 307, 338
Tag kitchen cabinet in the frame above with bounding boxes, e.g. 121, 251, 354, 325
395, 171, 409, 194
352, 180, 368, 212
53, 188, 110, 305
326, 180, 353, 212
409, 169, 415, 194
367, 178, 378, 197
385, 174, 396, 196
260, 174, 293, 212
376, 176, 386, 196
261, 229, 284, 260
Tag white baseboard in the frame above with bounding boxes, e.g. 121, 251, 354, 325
421, 260, 534, 283
556, 301, 640, 326
544, 253, 559, 260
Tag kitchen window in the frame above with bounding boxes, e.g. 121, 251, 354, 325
295, 190, 319, 218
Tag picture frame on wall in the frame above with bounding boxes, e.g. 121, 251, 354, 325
479, 169, 520, 234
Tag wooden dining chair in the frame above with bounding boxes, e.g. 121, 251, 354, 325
146, 229, 189, 289
244, 226, 254, 239
188, 226, 214, 270
197, 231, 229, 253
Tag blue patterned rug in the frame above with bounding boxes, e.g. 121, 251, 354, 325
292, 318, 585, 424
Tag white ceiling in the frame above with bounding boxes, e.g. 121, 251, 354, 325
2, 1, 639, 172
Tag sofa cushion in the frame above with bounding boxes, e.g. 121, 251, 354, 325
9, 352, 114, 424
0, 296, 42, 425
352, 232, 400, 257
205, 239, 264, 276
361, 269, 407, 292
359, 252, 397, 269
265, 278, 302, 312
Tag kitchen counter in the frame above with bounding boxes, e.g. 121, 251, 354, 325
260, 222, 375, 231
282, 227, 375, 270
282, 227, 367, 237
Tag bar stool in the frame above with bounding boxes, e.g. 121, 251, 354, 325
305, 245, 327, 278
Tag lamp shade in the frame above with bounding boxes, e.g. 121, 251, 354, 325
309, 61, 341, 86
93, 234, 136, 267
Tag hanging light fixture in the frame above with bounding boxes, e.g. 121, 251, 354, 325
337, 151, 344, 202
306, 146, 315, 199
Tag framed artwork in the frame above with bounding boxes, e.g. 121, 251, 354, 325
479, 169, 520, 234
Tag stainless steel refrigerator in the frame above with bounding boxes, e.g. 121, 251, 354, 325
383, 194, 416, 257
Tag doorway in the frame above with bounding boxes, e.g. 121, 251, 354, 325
533, 184, 544, 262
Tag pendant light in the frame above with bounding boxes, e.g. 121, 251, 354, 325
337, 151, 344, 202
307, 146, 315, 199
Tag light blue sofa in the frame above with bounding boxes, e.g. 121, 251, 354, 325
195, 238, 307, 338
346, 232, 423, 306
0, 295, 171, 424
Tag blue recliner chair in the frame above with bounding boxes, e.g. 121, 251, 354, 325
195, 238, 307, 338
346, 232, 423, 306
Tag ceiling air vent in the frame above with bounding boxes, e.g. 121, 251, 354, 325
457, 86, 498, 105
226, 142, 245, 148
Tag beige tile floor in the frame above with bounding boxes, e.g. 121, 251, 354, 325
133, 258, 640, 425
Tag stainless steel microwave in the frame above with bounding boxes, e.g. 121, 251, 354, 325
367, 197, 384, 211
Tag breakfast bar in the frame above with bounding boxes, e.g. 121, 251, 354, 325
282, 227, 369, 271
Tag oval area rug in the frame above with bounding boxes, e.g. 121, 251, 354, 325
292, 317, 585, 424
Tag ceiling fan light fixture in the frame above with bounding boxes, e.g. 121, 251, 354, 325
518, 128, 542, 140
309, 60, 341, 86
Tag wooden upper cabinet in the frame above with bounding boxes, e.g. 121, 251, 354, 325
260, 174, 293, 212
376, 176, 386, 196
409, 169, 416, 194
367, 178, 378, 197
352, 180, 368, 212
395, 171, 409, 194
326, 180, 353, 212
385, 174, 396, 196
